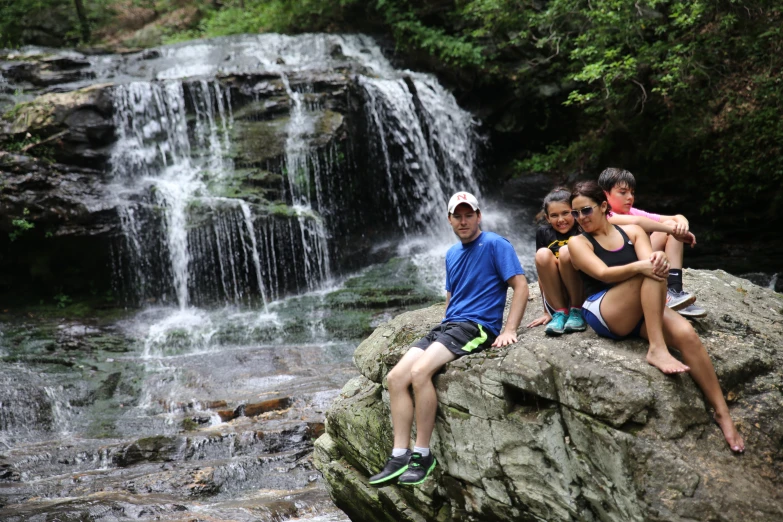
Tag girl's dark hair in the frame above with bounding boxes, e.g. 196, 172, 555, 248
535, 187, 571, 222
571, 180, 612, 213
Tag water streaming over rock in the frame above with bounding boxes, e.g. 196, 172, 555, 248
102, 34, 488, 308
0, 34, 537, 521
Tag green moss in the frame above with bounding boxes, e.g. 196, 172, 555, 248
5, 301, 132, 322
231, 117, 288, 165
326, 257, 439, 310
2, 101, 32, 122
445, 405, 472, 421
322, 309, 374, 339
181, 417, 199, 431
268, 203, 299, 217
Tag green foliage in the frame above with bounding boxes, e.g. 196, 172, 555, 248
699, 73, 783, 217
165, 0, 362, 42
0, 0, 115, 46
3, 132, 38, 151
5, 0, 781, 228
9, 208, 35, 241
514, 133, 609, 176
2, 132, 57, 162
54, 291, 73, 309
482, 0, 783, 225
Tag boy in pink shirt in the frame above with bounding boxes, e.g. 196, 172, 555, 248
598, 168, 706, 318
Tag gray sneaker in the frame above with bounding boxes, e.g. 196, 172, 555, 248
666, 289, 696, 311
678, 303, 707, 318
369, 450, 411, 485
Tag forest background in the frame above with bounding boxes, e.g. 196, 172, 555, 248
3, 0, 782, 241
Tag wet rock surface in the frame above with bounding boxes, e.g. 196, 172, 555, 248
0, 152, 117, 236
315, 269, 783, 522
0, 36, 475, 305
0, 308, 355, 521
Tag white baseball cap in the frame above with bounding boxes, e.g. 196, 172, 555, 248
448, 191, 480, 214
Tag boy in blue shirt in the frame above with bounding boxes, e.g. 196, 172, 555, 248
369, 191, 529, 486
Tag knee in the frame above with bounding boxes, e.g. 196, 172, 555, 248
671, 320, 701, 352
633, 273, 650, 285
559, 245, 571, 263
535, 248, 556, 268
387, 366, 411, 392
410, 364, 432, 389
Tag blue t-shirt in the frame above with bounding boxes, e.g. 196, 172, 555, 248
444, 231, 525, 336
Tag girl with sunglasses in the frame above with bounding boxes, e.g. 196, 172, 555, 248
567, 181, 744, 453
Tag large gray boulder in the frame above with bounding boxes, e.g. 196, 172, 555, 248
314, 270, 783, 521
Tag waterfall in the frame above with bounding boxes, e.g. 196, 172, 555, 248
104, 34, 485, 308
0, 35, 508, 520
360, 76, 470, 233
279, 74, 332, 288
109, 80, 274, 308
110, 81, 201, 309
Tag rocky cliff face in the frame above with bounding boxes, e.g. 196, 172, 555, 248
314, 270, 783, 522
0, 46, 360, 301
0, 38, 486, 305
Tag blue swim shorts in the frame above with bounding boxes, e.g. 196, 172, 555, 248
582, 289, 644, 340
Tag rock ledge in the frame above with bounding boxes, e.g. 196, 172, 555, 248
315, 269, 783, 522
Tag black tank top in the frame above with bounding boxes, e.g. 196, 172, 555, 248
580, 225, 638, 297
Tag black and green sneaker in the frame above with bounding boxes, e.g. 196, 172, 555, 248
369, 450, 411, 485
398, 451, 436, 486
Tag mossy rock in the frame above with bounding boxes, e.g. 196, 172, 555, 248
322, 309, 375, 339
313, 110, 344, 147
201, 168, 282, 204
231, 95, 289, 121
231, 117, 289, 165
326, 257, 440, 310
116, 435, 181, 466
4, 83, 113, 136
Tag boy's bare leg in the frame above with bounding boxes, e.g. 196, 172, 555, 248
650, 229, 683, 270
558, 246, 583, 308
410, 343, 457, 449
664, 234, 684, 269
386, 347, 425, 449
535, 248, 567, 310
643, 309, 744, 452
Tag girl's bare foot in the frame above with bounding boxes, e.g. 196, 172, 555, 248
714, 410, 745, 453
646, 345, 690, 374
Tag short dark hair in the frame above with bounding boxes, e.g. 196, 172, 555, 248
598, 168, 636, 192
571, 180, 611, 213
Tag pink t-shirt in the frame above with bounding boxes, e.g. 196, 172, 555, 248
628, 207, 661, 222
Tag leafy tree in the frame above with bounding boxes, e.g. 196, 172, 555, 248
5, 0, 781, 227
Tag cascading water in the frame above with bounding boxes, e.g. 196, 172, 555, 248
105, 33, 495, 309
359, 75, 481, 234
279, 74, 331, 288
0, 34, 536, 522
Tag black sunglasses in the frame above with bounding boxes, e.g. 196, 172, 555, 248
570, 205, 598, 219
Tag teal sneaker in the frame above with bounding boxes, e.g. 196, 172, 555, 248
398, 452, 436, 486
564, 308, 587, 333
545, 311, 567, 336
